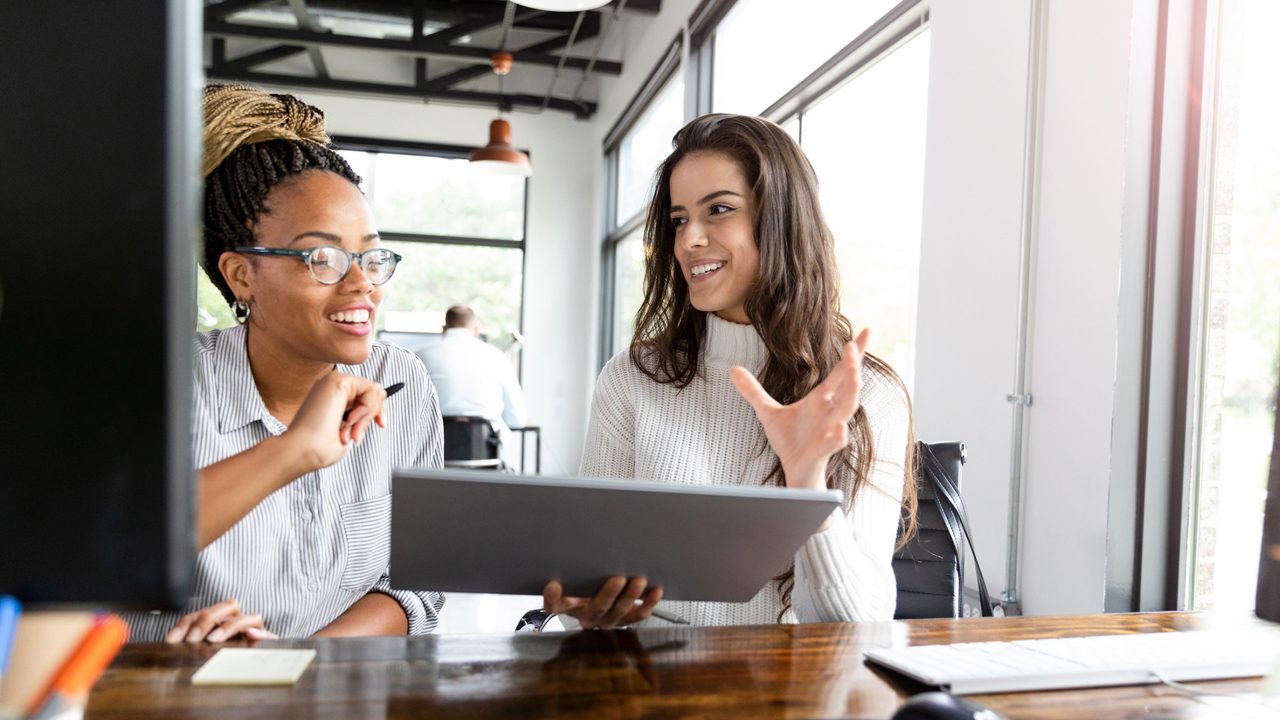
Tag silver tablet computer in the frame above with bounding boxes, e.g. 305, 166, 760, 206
389, 469, 842, 602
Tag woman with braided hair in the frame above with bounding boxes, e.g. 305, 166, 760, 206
544, 114, 915, 629
123, 85, 445, 642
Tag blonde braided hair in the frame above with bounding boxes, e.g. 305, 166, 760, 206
200, 84, 361, 304
202, 84, 331, 177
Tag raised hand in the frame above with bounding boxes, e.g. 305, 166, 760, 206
283, 372, 390, 473
730, 328, 870, 492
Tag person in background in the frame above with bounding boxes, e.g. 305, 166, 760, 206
123, 84, 445, 643
417, 305, 528, 468
544, 113, 917, 629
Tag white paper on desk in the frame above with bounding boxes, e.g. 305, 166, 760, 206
191, 648, 316, 686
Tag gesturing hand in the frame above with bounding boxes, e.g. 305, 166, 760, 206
730, 328, 871, 493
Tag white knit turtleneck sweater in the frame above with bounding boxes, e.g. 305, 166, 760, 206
580, 313, 911, 626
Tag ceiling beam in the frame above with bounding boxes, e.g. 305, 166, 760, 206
205, 19, 623, 74
422, 12, 603, 91
421, 64, 490, 92
203, 0, 276, 25
425, 8, 527, 44
220, 44, 310, 73
205, 67, 596, 118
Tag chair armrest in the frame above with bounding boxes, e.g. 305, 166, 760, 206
515, 608, 559, 632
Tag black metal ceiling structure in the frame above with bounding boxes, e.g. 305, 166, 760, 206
204, 0, 662, 118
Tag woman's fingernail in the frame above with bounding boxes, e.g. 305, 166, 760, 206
206, 629, 225, 643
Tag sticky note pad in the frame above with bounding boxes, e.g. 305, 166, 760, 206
191, 648, 317, 686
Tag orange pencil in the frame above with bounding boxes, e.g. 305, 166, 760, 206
26, 614, 127, 720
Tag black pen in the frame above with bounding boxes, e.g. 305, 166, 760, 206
342, 382, 404, 422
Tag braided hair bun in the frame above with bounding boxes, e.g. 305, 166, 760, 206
202, 84, 331, 178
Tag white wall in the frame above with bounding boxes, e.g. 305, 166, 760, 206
915, 0, 1033, 609
921, 0, 1151, 615
269, 91, 601, 478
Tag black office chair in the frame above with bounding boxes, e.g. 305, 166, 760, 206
893, 441, 995, 618
442, 416, 504, 470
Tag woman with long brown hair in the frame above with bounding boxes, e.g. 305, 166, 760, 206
544, 113, 915, 627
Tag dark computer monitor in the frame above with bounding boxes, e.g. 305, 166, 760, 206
1255, 339, 1280, 620
0, 0, 198, 607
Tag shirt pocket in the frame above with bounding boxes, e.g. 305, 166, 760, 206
338, 493, 392, 592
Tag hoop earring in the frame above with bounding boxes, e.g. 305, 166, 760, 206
232, 300, 251, 325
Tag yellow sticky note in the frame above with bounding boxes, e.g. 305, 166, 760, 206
190, 648, 317, 686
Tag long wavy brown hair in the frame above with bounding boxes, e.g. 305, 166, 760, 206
629, 113, 918, 617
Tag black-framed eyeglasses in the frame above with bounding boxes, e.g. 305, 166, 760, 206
234, 246, 402, 286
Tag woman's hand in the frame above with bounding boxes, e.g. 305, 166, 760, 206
731, 329, 871, 493
543, 577, 662, 629
282, 372, 390, 475
195, 372, 389, 549
163, 598, 279, 644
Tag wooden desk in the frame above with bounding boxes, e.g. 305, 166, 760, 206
87, 612, 1272, 719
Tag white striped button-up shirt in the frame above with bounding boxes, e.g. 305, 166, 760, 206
125, 324, 445, 641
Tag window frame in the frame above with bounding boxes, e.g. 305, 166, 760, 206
1094, 0, 1216, 614
1174, 0, 1271, 612
332, 135, 531, 374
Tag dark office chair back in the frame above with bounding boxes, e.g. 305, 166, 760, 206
893, 441, 994, 619
442, 416, 503, 469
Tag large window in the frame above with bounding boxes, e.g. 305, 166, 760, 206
617, 78, 684, 230
611, 227, 647, 351
800, 30, 931, 388
197, 143, 527, 357
1188, 0, 1280, 612
705, 0, 930, 389
342, 148, 526, 351
374, 240, 525, 350
362, 153, 524, 242
602, 55, 685, 359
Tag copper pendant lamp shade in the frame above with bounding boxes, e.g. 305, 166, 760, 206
469, 118, 532, 176
470, 51, 532, 176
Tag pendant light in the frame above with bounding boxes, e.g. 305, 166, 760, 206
514, 0, 610, 10
469, 52, 533, 177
